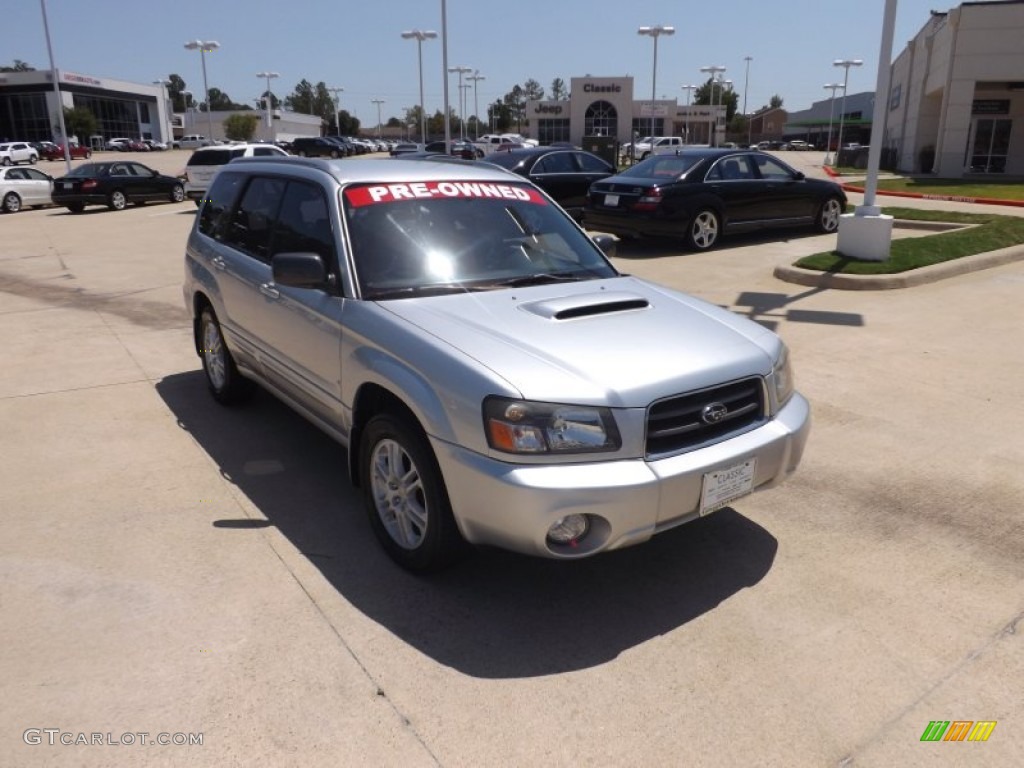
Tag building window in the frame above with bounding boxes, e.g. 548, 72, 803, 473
1, 92, 50, 141
584, 100, 618, 138
536, 119, 570, 144
967, 118, 1012, 173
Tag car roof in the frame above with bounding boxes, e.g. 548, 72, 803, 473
229, 156, 523, 185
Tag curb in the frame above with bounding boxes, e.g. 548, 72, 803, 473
774, 243, 1024, 290
820, 166, 1024, 208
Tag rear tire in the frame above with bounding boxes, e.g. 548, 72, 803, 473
170, 183, 185, 203
2, 192, 20, 213
66, 203, 85, 213
360, 414, 467, 571
198, 307, 254, 405
686, 209, 721, 251
108, 189, 127, 211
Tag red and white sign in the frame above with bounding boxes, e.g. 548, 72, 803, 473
345, 181, 547, 207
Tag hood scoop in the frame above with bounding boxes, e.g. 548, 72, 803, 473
519, 291, 651, 321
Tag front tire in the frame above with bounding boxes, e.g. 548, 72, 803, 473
108, 189, 127, 211
816, 196, 843, 233
66, 202, 85, 213
170, 183, 185, 203
2, 192, 21, 213
686, 209, 721, 251
199, 307, 254, 405
360, 414, 466, 571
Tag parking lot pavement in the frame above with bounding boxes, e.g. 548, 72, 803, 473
2, 166, 1022, 766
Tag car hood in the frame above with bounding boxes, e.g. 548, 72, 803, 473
378, 276, 779, 407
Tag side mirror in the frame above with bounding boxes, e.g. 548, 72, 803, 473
591, 233, 618, 259
272, 252, 327, 289
793, 171, 805, 181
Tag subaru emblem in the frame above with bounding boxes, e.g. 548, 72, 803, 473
701, 402, 729, 424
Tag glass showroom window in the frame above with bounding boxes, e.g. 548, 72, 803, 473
584, 100, 618, 138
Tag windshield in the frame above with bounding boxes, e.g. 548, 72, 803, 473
343, 180, 618, 299
617, 154, 703, 180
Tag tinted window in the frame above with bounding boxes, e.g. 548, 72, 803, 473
619, 154, 701, 179
253, 147, 282, 157
198, 171, 247, 240
753, 154, 796, 180
25, 168, 48, 181
129, 163, 154, 176
188, 149, 234, 165
223, 177, 287, 262
576, 153, 612, 173
270, 181, 336, 268
707, 155, 754, 181
533, 152, 576, 174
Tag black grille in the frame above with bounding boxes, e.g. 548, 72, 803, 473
646, 378, 766, 457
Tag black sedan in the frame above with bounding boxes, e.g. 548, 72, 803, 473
485, 147, 615, 220
583, 149, 846, 250
52, 161, 185, 212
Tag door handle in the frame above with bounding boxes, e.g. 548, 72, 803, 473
259, 283, 280, 300
211, 256, 226, 271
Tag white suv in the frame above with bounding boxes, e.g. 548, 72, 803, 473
184, 143, 287, 205
0, 142, 39, 166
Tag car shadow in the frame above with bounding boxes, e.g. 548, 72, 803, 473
613, 227, 834, 259
156, 371, 779, 679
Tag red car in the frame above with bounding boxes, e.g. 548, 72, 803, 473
42, 144, 92, 161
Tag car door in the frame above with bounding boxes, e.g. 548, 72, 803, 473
750, 153, 816, 222
20, 168, 53, 206
528, 151, 581, 210
128, 163, 164, 200
703, 154, 765, 226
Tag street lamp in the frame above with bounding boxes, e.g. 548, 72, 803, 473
326, 86, 344, 134
833, 58, 863, 165
700, 65, 726, 146
401, 30, 438, 144
822, 83, 845, 165
256, 71, 279, 136
742, 55, 753, 146
153, 78, 173, 144
680, 84, 697, 144
638, 25, 675, 140
467, 70, 485, 140
181, 90, 192, 131
184, 39, 220, 142
371, 98, 385, 140
447, 66, 472, 140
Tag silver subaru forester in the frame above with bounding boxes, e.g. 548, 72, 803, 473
183, 156, 809, 570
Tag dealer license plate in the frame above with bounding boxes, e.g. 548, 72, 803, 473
604, 194, 619, 207
61, 182, 73, 190
699, 458, 756, 515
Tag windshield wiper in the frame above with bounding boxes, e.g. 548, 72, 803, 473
367, 283, 478, 300
487, 271, 587, 288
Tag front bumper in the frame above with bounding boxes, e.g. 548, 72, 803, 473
433, 393, 810, 559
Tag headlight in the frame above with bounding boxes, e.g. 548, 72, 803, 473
483, 396, 622, 455
773, 346, 796, 407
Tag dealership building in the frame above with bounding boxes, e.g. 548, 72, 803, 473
524, 76, 725, 148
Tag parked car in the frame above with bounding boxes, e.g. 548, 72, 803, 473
104, 138, 132, 151
41, 143, 92, 161
0, 142, 40, 165
390, 142, 425, 156
143, 139, 168, 151
584, 149, 847, 250
183, 156, 809, 570
424, 140, 484, 159
291, 136, 347, 158
323, 136, 356, 156
184, 143, 288, 205
179, 135, 213, 150
788, 140, 814, 151
484, 146, 616, 219
51, 160, 186, 212
1, 166, 53, 212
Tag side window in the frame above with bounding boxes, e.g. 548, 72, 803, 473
711, 156, 754, 181
8, 169, 26, 180
533, 152, 576, 174
198, 171, 247, 241
25, 168, 47, 181
129, 163, 152, 176
754, 155, 796, 180
270, 181, 337, 269
222, 176, 287, 262
576, 153, 611, 173
253, 147, 277, 156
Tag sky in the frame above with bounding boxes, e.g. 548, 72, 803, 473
8, 0, 973, 129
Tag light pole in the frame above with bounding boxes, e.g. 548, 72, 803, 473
40, 0, 72, 173
326, 86, 344, 134
371, 98, 385, 140
255, 71, 279, 138
833, 58, 863, 165
467, 70, 485, 140
637, 25, 675, 140
401, 30, 437, 144
184, 39, 220, 142
742, 55, 753, 146
153, 78, 173, 144
822, 83, 844, 165
459, 83, 471, 139
181, 90, 192, 132
447, 65, 472, 141
680, 84, 697, 144
700, 65, 726, 146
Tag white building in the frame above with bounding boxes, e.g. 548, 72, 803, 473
888, 0, 1024, 176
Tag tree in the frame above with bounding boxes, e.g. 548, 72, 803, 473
503, 85, 526, 132
769, 94, 784, 109
523, 78, 544, 102
205, 87, 249, 111
550, 78, 567, 101
285, 80, 336, 126
167, 74, 189, 111
336, 110, 359, 135
693, 77, 739, 121
62, 106, 97, 143
0, 59, 35, 72
223, 113, 260, 141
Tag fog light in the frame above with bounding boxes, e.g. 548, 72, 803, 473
546, 514, 589, 546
